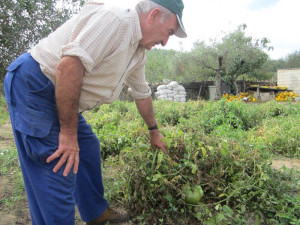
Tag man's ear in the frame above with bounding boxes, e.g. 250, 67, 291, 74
148, 8, 161, 24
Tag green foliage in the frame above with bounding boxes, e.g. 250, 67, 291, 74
85, 100, 300, 160
286, 50, 300, 68
0, 148, 19, 176
153, 100, 205, 126
0, 0, 83, 79
145, 27, 299, 86
120, 131, 265, 224
1, 100, 299, 223
251, 114, 300, 158
0, 96, 8, 125
189, 25, 271, 97
84, 101, 144, 159
169, 49, 214, 83
85, 100, 300, 224
145, 49, 176, 83
223, 28, 270, 89
0, 97, 23, 208
0, 148, 25, 206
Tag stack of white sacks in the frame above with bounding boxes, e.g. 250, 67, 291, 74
155, 81, 187, 102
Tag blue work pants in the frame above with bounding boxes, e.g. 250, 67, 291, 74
3, 53, 109, 224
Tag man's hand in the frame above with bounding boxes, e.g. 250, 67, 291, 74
49, 56, 84, 177
46, 132, 79, 176
135, 96, 167, 153
149, 129, 167, 154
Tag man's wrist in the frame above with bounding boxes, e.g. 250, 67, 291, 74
148, 123, 158, 130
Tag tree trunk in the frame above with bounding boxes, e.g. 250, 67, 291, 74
198, 81, 206, 98
215, 70, 222, 100
215, 56, 223, 100
233, 79, 239, 94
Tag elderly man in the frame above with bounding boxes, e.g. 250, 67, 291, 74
3, 0, 187, 224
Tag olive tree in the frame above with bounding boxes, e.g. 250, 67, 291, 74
145, 49, 176, 84
167, 49, 212, 97
0, 0, 83, 82
189, 24, 271, 99
222, 25, 270, 93
255, 50, 300, 81
286, 50, 300, 68
188, 41, 230, 100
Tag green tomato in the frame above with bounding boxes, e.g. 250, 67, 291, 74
184, 189, 201, 204
195, 185, 204, 199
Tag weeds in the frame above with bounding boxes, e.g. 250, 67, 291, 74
0, 96, 8, 125
83, 100, 300, 224
0, 148, 25, 207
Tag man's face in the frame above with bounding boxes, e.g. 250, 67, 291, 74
140, 11, 179, 50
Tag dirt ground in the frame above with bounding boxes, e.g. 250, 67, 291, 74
271, 158, 300, 171
0, 120, 299, 225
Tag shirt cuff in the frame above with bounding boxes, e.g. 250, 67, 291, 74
128, 86, 152, 99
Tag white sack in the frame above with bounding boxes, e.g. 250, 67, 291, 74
170, 81, 179, 88
157, 89, 173, 95
157, 85, 167, 91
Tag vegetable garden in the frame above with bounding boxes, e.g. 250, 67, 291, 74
0, 98, 299, 224
83, 99, 300, 225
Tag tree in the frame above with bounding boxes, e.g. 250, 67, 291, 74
169, 47, 214, 97
189, 41, 229, 100
189, 24, 271, 99
286, 50, 300, 68
145, 49, 176, 83
0, 0, 83, 81
251, 50, 300, 82
251, 58, 286, 81
222, 25, 270, 93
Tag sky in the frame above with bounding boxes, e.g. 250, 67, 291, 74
102, 0, 300, 59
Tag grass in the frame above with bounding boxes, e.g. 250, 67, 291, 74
0, 148, 25, 208
0, 96, 8, 126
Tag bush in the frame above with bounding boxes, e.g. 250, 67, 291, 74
153, 100, 205, 126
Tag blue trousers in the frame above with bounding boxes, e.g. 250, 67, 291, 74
3, 53, 109, 224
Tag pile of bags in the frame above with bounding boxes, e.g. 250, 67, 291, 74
154, 81, 187, 102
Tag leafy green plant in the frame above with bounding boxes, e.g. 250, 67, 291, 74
85, 100, 300, 224
0, 99, 296, 224
117, 125, 265, 223
251, 115, 300, 158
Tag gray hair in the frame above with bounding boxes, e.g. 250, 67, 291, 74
136, 0, 173, 23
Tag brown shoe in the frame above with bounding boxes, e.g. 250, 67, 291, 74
86, 207, 130, 225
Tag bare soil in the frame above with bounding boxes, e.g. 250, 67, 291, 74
0, 120, 299, 225
271, 158, 300, 171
